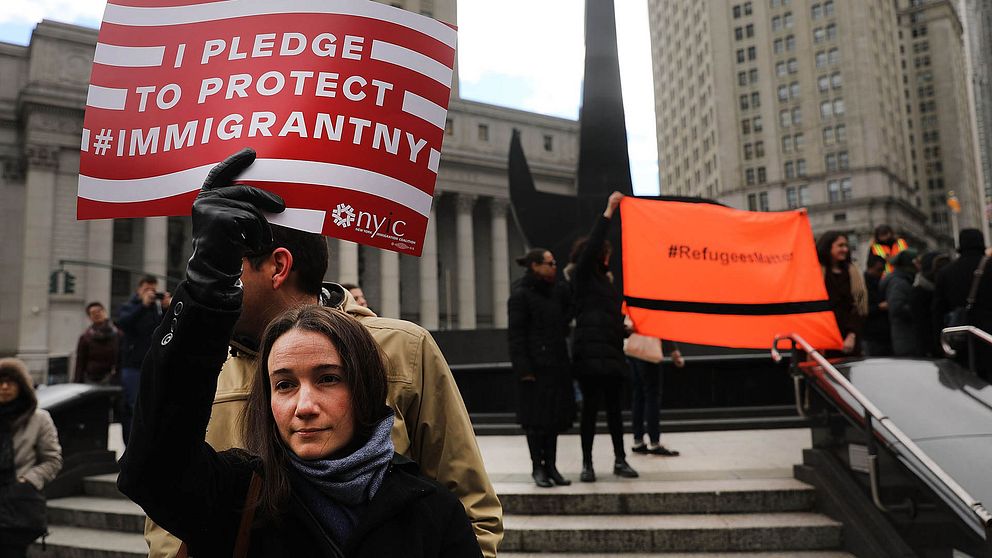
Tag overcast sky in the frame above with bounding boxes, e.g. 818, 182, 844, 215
0, 0, 660, 195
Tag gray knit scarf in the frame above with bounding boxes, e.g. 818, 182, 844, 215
287, 412, 395, 507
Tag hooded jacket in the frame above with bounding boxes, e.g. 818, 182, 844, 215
145, 284, 502, 558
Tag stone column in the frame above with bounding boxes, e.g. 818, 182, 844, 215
16, 145, 59, 381
337, 239, 359, 285
455, 194, 476, 329
143, 217, 168, 280
379, 249, 400, 318
490, 198, 510, 328
85, 219, 114, 308
419, 198, 440, 330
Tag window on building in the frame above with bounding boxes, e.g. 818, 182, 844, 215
748, 192, 758, 209
772, 16, 781, 31
753, 116, 763, 131
780, 110, 792, 127
735, 27, 744, 41
794, 133, 804, 150
823, 126, 835, 144
737, 49, 746, 63
744, 143, 754, 160
777, 61, 787, 76
749, 68, 759, 83
814, 27, 826, 42
826, 23, 837, 40
742, 119, 751, 134
738, 71, 748, 86
733, 5, 742, 18
790, 82, 800, 97
824, 0, 834, 17
746, 169, 756, 185
831, 72, 842, 89
786, 35, 796, 50
836, 124, 846, 142
838, 151, 849, 169
746, 24, 755, 38
748, 46, 757, 60
782, 135, 793, 152
799, 185, 810, 206
828, 48, 840, 64
755, 141, 765, 157
821, 100, 833, 119
788, 58, 799, 73
816, 51, 828, 68
818, 75, 830, 92
833, 98, 845, 114
478, 123, 489, 141
792, 107, 802, 125
774, 38, 784, 53
812, 3, 822, 19
759, 191, 770, 211
740, 94, 749, 110
778, 85, 789, 101
784, 12, 794, 28
757, 167, 767, 183
828, 180, 840, 202
543, 134, 554, 152
786, 186, 798, 208
785, 161, 795, 178
797, 159, 807, 176
744, 2, 753, 15
826, 153, 837, 171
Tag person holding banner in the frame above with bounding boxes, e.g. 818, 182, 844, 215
507, 248, 575, 488
816, 231, 868, 356
138, 150, 501, 558
566, 191, 638, 482
119, 156, 482, 557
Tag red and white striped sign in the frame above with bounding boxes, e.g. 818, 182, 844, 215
78, 0, 457, 256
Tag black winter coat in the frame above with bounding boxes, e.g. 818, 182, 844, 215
117, 285, 482, 558
116, 295, 164, 369
933, 249, 992, 379
569, 215, 627, 379
507, 273, 575, 431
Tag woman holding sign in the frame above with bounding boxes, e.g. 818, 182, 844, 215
566, 192, 638, 482
816, 231, 868, 356
118, 156, 480, 558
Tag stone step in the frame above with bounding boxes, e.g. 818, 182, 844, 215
47, 496, 146, 534
497, 478, 815, 515
83, 473, 126, 499
28, 525, 146, 558
500, 553, 855, 558
501, 512, 843, 553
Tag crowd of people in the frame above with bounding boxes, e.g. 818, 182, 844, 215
817, 224, 992, 380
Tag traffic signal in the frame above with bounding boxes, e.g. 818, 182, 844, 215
49, 271, 58, 294
64, 272, 76, 294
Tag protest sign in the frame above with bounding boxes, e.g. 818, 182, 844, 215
621, 197, 843, 350
78, 0, 457, 256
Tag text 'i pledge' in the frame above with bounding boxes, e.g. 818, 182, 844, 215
120, 31, 433, 171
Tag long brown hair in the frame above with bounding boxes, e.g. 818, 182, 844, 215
241, 305, 389, 518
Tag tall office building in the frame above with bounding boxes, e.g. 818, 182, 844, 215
962, 0, 992, 214
648, 0, 983, 249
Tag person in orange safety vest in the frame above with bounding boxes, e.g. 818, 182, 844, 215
869, 224, 908, 275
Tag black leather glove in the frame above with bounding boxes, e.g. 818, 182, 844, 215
186, 148, 285, 309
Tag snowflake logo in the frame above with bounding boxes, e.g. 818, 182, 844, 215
332, 203, 356, 228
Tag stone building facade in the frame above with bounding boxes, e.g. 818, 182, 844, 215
0, 1, 578, 381
648, 0, 984, 251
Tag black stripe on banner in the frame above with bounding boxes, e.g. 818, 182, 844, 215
624, 297, 833, 316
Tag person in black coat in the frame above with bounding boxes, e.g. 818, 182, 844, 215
116, 275, 169, 445
565, 191, 637, 482
880, 249, 918, 356
933, 228, 992, 380
862, 255, 892, 356
909, 251, 949, 358
507, 248, 575, 488
117, 153, 480, 558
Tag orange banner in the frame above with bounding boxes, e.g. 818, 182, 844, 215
620, 198, 843, 350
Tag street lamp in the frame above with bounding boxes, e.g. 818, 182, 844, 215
947, 191, 961, 249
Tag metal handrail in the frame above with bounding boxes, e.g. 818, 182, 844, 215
941, 325, 992, 357
772, 333, 992, 540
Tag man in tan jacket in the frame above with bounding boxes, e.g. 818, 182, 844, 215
145, 219, 502, 555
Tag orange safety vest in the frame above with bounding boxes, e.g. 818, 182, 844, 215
870, 238, 908, 274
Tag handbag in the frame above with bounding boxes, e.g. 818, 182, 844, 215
0, 480, 48, 547
945, 255, 990, 352
624, 333, 663, 363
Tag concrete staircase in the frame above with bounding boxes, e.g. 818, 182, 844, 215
30, 473, 852, 557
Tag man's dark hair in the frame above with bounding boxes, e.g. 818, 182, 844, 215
85, 302, 104, 313
569, 236, 612, 265
874, 224, 894, 240
246, 225, 328, 296
340, 283, 360, 291
137, 275, 158, 287
515, 248, 549, 268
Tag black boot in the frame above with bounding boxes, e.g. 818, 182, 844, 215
580, 459, 596, 483
613, 458, 639, 478
532, 465, 553, 488
544, 435, 571, 486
